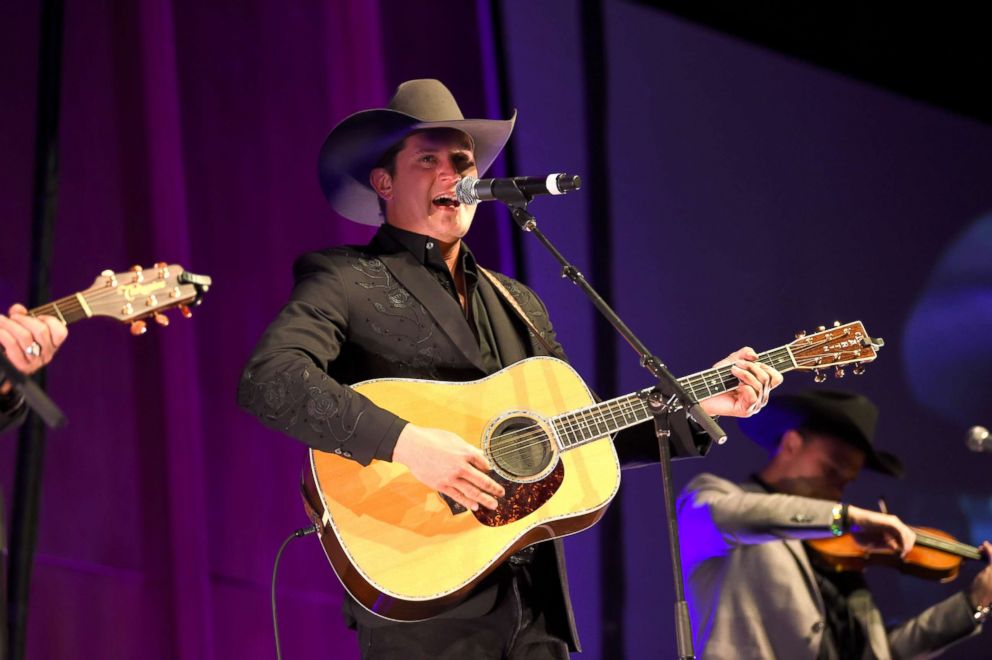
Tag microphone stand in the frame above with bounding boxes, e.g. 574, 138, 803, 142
498, 187, 724, 660
0, 349, 66, 430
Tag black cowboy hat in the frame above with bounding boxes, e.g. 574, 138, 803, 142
317, 79, 517, 226
738, 389, 904, 478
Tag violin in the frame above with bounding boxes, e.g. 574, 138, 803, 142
807, 526, 985, 582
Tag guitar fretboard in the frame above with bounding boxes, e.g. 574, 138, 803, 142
553, 347, 796, 450
29, 294, 91, 325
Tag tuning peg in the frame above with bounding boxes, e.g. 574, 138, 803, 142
813, 369, 827, 383
832, 320, 842, 327
153, 312, 169, 327
852, 362, 866, 375
179, 305, 192, 319
794, 330, 807, 339
131, 265, 144, 283
154, 262, 170, 278
130, 320, 147, 336
816, 325, 826, 332
102, 269, 118, 287
834, 366, 845, 379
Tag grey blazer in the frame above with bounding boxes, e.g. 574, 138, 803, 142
677, 473, 979, 659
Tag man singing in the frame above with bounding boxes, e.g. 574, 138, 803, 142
239, 79, 782, 659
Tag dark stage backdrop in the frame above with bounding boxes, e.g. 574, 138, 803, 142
501, 1, 992, 659
3, 1, 991, 659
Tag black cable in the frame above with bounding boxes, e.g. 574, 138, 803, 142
272, 523, 319, 660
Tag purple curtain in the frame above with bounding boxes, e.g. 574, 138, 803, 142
1, 1, 398, 657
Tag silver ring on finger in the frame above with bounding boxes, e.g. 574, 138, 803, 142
24, 341, 41, 358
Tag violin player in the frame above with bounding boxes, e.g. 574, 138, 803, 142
677, 389, 992, 659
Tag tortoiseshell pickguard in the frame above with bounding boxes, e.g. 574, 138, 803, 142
471, 462, 565, 527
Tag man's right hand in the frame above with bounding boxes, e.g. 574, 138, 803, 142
392, 423, 506, 512
847, 505, 917, 557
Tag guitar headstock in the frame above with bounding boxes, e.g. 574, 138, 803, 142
83, 263, 212, 334
789, 321, 883, 382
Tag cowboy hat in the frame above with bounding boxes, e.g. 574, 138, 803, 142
317, 79, 516, 225
738, 389, 904, 477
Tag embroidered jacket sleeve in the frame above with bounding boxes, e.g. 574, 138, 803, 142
237, 251, 406, 465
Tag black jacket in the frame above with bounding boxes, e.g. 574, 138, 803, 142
238, 227, 709, 650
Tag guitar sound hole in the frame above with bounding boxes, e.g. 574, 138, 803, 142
489, 416, 553, 480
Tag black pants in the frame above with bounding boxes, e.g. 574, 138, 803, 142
357, 563, 570, 660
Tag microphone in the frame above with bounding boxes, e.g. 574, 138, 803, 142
455, 174, 581, 205
966, 425, 991, 452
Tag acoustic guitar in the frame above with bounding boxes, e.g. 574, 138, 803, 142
302, 321, 883, 621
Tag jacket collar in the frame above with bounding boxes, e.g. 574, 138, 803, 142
371, 227, 487, 373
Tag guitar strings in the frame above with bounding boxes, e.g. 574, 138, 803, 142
500, 348, 792, 454
486, 346, 863, 461
913, 530, 983, 559
487, 349, 799, 459
491, 352, 788, 457
30, 280, 189, 321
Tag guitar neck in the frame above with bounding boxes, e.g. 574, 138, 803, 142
29, 293, 92, 326
21, 264, 212, 330
553, 346, 797, 451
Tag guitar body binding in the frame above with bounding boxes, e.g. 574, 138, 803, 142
304, 356, 621, 621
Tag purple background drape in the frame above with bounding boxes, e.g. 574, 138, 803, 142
3, 1, 991, 658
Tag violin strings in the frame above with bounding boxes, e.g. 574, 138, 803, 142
913, 530, 982, 559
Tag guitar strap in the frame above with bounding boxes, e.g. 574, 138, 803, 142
478, 266, 567, 361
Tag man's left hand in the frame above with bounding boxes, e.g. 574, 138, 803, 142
0, 303, 68, 394
699, 346, 783, 418
969, 541, 992, 614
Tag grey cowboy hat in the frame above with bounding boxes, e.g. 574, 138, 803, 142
738, 389, 904, 478
317, 79, 517, 225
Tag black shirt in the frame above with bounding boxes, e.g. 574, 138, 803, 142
381, 224, 503, 374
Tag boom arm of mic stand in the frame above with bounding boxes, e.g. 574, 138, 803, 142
0, 349, 66, 429
505, 197, 726, 448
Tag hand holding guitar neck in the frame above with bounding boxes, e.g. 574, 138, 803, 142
698, 346, 784, 419
1, 262, 212, 427
0, 303, 69, 394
